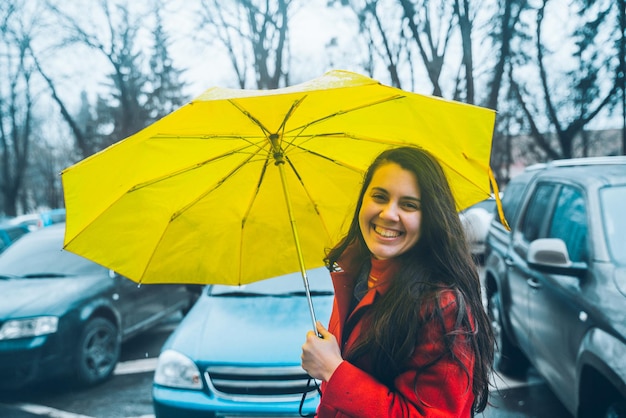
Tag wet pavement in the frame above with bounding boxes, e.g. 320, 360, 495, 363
0, 314, 574, 418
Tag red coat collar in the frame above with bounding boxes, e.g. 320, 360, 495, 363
330, 249, 401, 347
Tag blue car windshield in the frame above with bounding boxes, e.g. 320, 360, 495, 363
600, 186, 626, 264
211, 268, 333, 296
0, 227, 105, 277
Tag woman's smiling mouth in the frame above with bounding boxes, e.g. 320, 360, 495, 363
373, 225, 403, 238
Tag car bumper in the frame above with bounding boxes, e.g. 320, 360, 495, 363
152, 385, 320, 418
0, 334, 69, 389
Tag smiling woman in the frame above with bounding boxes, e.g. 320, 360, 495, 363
358, 163, 422, 260
301, 147, 495, 417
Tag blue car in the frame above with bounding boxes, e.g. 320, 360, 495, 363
0, 224, 199, 389
152, 268, 334, 417
39, 208, 66, 227
0, 223, 29, 254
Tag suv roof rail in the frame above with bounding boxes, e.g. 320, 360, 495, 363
525, 156, 626, 172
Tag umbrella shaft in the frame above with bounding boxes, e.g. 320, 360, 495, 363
275, 159, 319, 332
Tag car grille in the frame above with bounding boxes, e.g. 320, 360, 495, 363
204, 365, 320, 402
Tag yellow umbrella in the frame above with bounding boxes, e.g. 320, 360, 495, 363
62, 70, 497, 329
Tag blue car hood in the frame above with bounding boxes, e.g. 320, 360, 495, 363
167, 294, 334, 366
0, 275, 107, 318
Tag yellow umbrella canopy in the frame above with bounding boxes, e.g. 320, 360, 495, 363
62, 70, 496, 290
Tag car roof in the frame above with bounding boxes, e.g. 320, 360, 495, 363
0, 222, 29, 231
513, 156, 626, 189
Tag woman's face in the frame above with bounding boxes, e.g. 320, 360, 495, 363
359, 162, 422, 259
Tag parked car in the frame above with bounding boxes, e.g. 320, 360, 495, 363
0, 224, 200, 390
38, 208, 66, 227
152, 268, 334, 417
6, 209, 66, 232
484, 156, 626, 417
7, 213, 42, 232
0, 223, 30, 254
460, 196, 497, 263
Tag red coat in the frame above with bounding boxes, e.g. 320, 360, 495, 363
317, 255, 476, 417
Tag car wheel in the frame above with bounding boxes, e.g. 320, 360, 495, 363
74, 317, 121, 386
488, 291, 528, 377
603, 399, 626, 418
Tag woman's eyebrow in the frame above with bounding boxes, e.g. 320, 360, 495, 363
371, 187, 387, 193
371, 187, 421, 202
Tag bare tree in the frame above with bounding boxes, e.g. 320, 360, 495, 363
196, 0, 295, 89
397, 0, 456, 97
511, 0, 619, 159
452, 0, 475, 103
36, 0, 188, 159
343, 0, 409, 88
32, 55, 91, 158
481, 0, 531, 184
617, 0, 625, 154
484, 0, 528, 111
0, 1, 37, 216
42, 0, 157, 156
27, 129, 72, 210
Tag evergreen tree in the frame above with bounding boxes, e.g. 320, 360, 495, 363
145, 7, 188, 122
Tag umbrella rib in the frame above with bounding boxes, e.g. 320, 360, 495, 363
153, 133, 267, 142
169, 149, 264, 221
276, 95, 307, 138
283, 132, 408, 172
283, 155, 334, 243
288, 132, 490, 211
281, 94, 406, 153
128, 139, 266, 192
237, 157, 271, 285
227, 99, 273, 138
138, 146, 269, 283
63, 140, 269, 257
436, 156, 492, 210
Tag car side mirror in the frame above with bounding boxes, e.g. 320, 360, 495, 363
108, 269, 122, 279
185, 284, 203, 296
527, 238, 587, 277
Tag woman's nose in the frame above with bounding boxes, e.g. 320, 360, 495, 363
379, 202, 400, 220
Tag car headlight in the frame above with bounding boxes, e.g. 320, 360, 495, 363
0, 316, 59, 340
154, 349, 203, 390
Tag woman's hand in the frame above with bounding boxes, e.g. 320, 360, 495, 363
301, 321, 343, 382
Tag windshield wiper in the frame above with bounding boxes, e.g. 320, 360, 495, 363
21, 273, 69, 278
285, 290, 334, 297
213, 290, 334, 297
0, 274, 19, 280
212, 292, 268, 297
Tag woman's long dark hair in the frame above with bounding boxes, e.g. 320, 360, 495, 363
325, 146, 494, 413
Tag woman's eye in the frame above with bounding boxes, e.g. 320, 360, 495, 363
402, 201, 420, 211
371, 193, 387, 202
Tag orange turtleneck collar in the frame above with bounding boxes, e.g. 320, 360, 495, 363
367, 257, 401, 290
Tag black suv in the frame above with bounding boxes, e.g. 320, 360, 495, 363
484, 156, 626, 418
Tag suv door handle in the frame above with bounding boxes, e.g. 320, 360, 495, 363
527, 277, 541, 289
505, 256, 514, 267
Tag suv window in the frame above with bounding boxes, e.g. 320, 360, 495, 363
601, 185, 625, 264
6, 226, 27, 242
548, 186, 588, 263
497, 182, 527, 227
521, 184, 556, 242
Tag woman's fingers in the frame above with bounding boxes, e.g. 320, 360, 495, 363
301, 323, 343, 382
